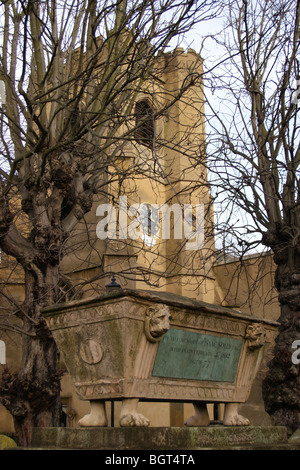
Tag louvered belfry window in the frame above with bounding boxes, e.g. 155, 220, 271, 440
134, 99, 155, 148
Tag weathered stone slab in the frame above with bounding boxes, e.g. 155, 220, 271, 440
29, 426, 291, 450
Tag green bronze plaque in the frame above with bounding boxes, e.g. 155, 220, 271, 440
152, 329, 243, 383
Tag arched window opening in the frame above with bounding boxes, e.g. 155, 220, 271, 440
134, 100, 155, 148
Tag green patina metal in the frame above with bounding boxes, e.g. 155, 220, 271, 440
152, 328, 243, 382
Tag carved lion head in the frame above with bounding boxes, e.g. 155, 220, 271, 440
245, 323, 266, 350
145, 304, 171, 342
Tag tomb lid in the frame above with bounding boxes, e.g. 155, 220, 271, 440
42, 287, 279, 327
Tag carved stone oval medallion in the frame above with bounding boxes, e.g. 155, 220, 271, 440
80, 339, 103, 364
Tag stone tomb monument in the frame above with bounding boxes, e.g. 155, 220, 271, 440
42, 288, 278, 428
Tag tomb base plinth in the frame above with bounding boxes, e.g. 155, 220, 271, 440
27, 425, 299, 450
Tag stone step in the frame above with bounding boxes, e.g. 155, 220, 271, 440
21, 426, 299, 450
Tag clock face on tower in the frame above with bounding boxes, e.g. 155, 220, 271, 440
138, 203, 160, 247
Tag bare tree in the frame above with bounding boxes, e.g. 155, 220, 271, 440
0, 0, 220, 445
205, 0, 300, 434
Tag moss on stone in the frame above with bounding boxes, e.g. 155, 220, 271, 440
0, 435, 17, 450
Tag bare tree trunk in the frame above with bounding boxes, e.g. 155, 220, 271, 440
262, 244, 300, 436
0, 266, 62, 447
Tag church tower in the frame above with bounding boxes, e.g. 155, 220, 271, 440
61, 48, 216, 304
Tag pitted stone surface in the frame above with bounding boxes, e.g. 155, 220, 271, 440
29, 426, 292, 450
